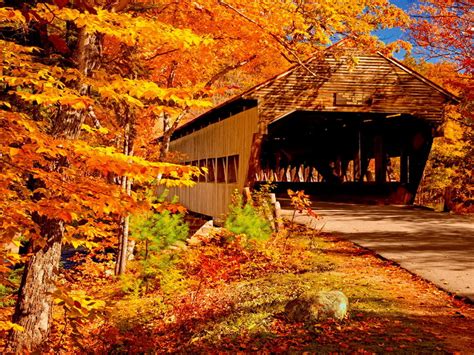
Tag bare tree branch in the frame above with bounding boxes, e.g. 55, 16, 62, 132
145, 48, 179, 61
205, 54, 257, 88
167, 60, 178, 88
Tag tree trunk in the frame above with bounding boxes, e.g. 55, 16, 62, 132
115, 213, 130, 275
158, 110, 188, 161
115, 178, 132, 275
159, 112, 171, 160
115, 121, 134, 275
8, 27, 102, 352
51, 29, 102, 138
9, 218, 63, 352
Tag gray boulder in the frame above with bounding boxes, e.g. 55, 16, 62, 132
284, 290, 349, 323
188, 220, 223, 246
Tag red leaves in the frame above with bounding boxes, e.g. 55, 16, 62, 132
48, 34, 70, 54
287, 189, 318, 218
54, 0, 69, 9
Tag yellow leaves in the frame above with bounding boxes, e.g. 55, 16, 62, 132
0, 41, 41, 56
0, 8, 26, 27
16, 117, 37, 133
97, 127, 109, 135
1, 65, 67, 92
0, 321, 24, 333
5, 252, 21, 263
68, 141, 200, 188
444, 121, 460, 142
0, 247, 26, 269
15, 90, 93, 109
0, 101, 11, 109
34, 4, 209, 50
81, 124, 109, 135
52, 288, 106, 319
96, 77, 212, 109
11, 239, 23, 248
63, 234, 98, 250
9, 147, 20, 157
124, 94, 145, 108
35, 146, 64, 157
151, 105, 180, 116
81, 124, 95, 133
184, 98, 213, 108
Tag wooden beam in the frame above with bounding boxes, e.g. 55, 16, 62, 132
374, 135, 386, 183
354, 128, 362, 182
245, 129, 266, 186
408, 131, 433, 199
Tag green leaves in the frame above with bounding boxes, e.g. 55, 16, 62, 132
225, 191, 272, 241
131, 209, 189, 253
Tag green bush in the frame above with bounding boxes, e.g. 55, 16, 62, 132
225, 191, 272, 241
124, 194, 190, 295
131, 209, 189, 257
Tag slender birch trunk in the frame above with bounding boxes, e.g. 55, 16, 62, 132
115, 121, 135, 275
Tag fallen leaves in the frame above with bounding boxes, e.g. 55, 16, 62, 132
3, 222, 473, 353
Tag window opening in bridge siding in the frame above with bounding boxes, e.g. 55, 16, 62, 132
344, 160, 354, 182
227, 155, 239, 183
216, 157, 226, 183
206, 158, 216, 182
311, 167, 321, 182
198, 159, 206, 182
388, 157, 400, 182
364, 159, 376, 182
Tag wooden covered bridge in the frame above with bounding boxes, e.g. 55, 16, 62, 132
168, 48, 458, 219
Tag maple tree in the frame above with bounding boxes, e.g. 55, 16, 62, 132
408, 0, 473, 211
409, 0, 473, 73
0, 1, 205, 351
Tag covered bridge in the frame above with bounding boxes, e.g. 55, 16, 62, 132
168, 48, 458, 219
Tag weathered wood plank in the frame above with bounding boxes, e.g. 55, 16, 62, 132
245, 52, 449, 123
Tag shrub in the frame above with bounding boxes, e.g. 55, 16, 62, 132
124, 196, 189, 294
225, 191, 272, 241
131, 209, 189, 258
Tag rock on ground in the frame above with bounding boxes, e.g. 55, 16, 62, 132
188, 220, 224, 246
285, 290, 349, 323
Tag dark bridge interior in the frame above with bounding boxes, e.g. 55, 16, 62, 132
257, 111, 435, 204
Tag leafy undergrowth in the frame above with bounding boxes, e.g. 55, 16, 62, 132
3, 228, 474, 353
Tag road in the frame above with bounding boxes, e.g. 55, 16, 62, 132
281, 202, 474, 301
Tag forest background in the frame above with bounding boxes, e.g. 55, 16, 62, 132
0, 0, 472, 352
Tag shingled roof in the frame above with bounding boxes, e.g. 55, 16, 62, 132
172, 47, 458, 139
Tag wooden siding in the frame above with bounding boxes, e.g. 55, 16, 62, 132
168, 107, 259, 219
244, 52, 450, 123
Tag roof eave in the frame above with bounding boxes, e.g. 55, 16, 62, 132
377, 52, 461, 104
